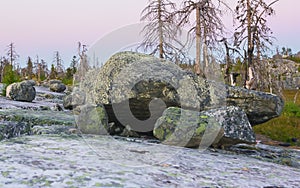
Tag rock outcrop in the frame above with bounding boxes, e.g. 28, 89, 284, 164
63, 89, 86, 110
80, 51, 283, 130
154, 107, 255, 148
226, 86, 284, 125
1, 134, 299, 187
49, 80, 66, 93
6, 81, 36, 102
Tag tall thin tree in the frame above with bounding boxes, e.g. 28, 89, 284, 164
26, 57, 33, 79
234, 0, 279, 89
5, 43, 19, 68
139, 0, 186, 61
176, 0, 228, 77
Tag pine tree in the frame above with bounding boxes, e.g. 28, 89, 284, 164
49, 64, 57, 79
26, 57, 33, 79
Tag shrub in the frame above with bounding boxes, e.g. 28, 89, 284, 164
283, 102, 300, 117
1, 64, 20, 96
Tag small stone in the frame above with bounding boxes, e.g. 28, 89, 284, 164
50, 82, 66, 93
279, 143, 291, 147
291, 138, 298, 143
51, 104, 63, 111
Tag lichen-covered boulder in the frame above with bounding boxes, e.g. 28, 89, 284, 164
49, 80, 66, 93
81, 51, 283, 130
154, 107, 224, 148
154, 107, 256, 148
203, 106, 256, 146
76, 104, 109, 135
80, 51, 221, 131
6, 81, 36, 102
225, 86, 284, 125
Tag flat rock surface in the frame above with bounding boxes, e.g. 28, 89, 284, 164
0, 134, 299, 188
0, 86, 65, 110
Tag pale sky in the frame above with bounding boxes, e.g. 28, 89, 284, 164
0, 0, 299, 67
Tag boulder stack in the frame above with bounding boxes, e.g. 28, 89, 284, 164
77, 51, 283, 147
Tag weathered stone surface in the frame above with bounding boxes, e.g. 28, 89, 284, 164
49, 79, 63, 85
50, 81, 66, 93
81, 51, 283, 128
203, 106, 256, 146
0, 121, 30, 141
63, 89, 86, 110
0, 109, 74, 127
75, 104, 109, 135
154, 107, 224, 148
0, 109, 75, 141
6, 80, 36, 102
266, 58, 300, 89
226, 86, 284, 125
0, 135, 299, 187
154, 107, 255, 148
24, 79, 36, 86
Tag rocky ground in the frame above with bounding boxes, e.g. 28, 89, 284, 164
0, 85, 300, 187
1, 134, 300, 188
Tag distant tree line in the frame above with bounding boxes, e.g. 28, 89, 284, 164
0, 42, 89, 89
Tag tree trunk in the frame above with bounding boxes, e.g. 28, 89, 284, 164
158, 0, 164, 59
245, 0, 255, 89
224, 40, 231, 85
9, 43, 14, 67
195, 2, 204, 77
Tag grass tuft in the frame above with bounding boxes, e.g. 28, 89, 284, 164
253, 90, 300, 146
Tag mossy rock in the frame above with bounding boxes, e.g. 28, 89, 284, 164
154, 107, 223, 148
154, 106, 256, 148
76, 104, 109, 135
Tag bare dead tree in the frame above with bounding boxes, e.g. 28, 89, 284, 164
34, 55, 41, 82
74, 42, 89, 84
139, 0, 188, 62
234, 0, 279, 89
176, 0, 228, 77
5, 43, 19, 68
53, 51, 65, 78
220, 37, 243, 85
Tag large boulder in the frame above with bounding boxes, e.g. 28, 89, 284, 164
80, 52, 283, 131
49, 80, 66, 93
6, 81, 36, 102
154, 107, 256, 148
226, 86, 284, 125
